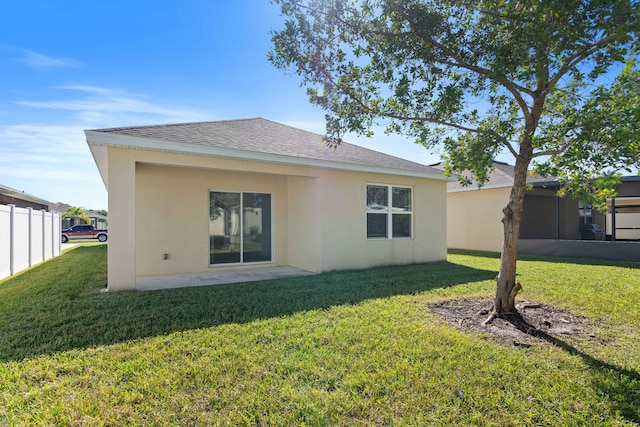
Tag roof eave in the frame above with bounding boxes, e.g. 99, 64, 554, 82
84, 130, 450, 182
446, 181, 514, 193
0, 184, 53, 208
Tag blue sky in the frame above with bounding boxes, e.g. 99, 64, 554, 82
0, 1, 443, 211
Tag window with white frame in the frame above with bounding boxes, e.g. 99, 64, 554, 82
366, 184, 412, 239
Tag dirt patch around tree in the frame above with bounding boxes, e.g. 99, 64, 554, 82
428, 298, 602, 348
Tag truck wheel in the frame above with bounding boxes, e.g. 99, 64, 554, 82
61, 235, 68, 243
98, 234, 108, 242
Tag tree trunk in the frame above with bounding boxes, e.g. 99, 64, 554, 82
484, 156, 531, 324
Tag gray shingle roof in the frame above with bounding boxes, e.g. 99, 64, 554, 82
90, 118, 443, 176
0, 183, 53, 208
430, 161, 551, 191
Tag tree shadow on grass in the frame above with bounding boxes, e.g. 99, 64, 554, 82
504, 315, 640, 424
449, 248, 640, 269
0, 246, 496, 362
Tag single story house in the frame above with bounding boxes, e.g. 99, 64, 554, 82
431, 161, 640, 261
429, 161, 548, 252
52, 203, 108, 229
0, 183, 53, 211
85, 118, 449, 291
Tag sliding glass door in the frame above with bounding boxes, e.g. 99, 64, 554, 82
209, 191, 272, 265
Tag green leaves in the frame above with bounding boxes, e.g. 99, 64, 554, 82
532, 60, 640, 212
270, 0, 638, 196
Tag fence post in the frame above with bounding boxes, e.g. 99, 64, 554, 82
52, 211, 56, 256
611, 198, 616, 242
42, 209, 46, 261
28, 207, 33, 267
57, 213, 61, 255
9, 204, 15, 276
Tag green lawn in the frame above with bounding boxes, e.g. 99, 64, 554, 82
1, 245, 638, 425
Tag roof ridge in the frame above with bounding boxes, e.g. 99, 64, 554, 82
90, 117, 263, 133
492, 162, 515, 178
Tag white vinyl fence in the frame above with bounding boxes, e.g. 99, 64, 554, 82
0, 204, 61, 280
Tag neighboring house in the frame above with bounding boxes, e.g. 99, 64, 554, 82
52, 203, 108, 229
430, 161, 548, 252
85, 118, 449, 291
85, 210, 108, 229
0, 183, 52, 211
431, 161, 640, 260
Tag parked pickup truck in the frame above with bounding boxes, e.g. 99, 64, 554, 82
61, 224, 108, 243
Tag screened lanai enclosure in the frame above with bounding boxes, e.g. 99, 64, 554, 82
518, 177, 640, 262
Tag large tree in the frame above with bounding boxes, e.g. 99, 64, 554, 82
269, 0, 640, 322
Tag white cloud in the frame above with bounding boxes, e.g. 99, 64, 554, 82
0, 124, 107, 208
0, 124, 93, 176
16, 85, 213, 126
58, 85, 117, 95
11, 48, 80, 70
1, 85, 220, 209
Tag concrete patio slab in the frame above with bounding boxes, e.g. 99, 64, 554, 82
136, 266, 316, 291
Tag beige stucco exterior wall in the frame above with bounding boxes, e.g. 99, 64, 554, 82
135, 163, 289, 277
106, 148, 137, 291
102, 146, 447, 290
315, 170, 447, 271
287, 176, 321, 273
447, 187, 510, 252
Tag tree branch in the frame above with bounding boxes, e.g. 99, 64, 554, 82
502, 140, 520, 159
532, 148, 564, 158
544, 35, 622, 97
531, 138, 574, 158
339, 86, 522, 158
387, 1, 534, 121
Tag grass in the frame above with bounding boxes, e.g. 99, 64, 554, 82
0, 245, 638, 425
